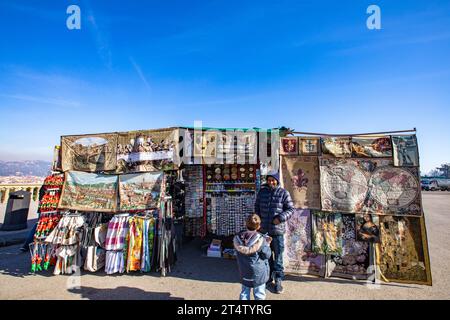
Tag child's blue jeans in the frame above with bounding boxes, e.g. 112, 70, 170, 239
239, 283, 266, 300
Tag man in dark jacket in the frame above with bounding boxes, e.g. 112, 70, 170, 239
254, 170, 294, 294
234, 214, 272, 300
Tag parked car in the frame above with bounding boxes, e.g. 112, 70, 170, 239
421, 179, 439, 191
435, 179, 450, 191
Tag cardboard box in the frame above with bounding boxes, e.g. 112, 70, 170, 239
222, 250, 236, 260
207, 239, 222, 258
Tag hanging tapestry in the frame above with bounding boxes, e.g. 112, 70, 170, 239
281, 156, 321, 209
376, 216, 432, 285
299, 137, 321, 156
392, 135, 419, 167
367, 166, 422, 216
178, 128, 194, 165
355, 214, 380, 243
194, 131, 218, 159
312, 211, 343, 255
321, 137, 352, 157
119, 172, 164, 211
280, 137, 299, 156
61, 133, 118, 172
283, 209, 326, 276
59, 171, 118, 212
327, 214, 373, 280
116, 129, 178, 173
351, 136, 392, 158
319, 158, 422, 216
235, 131, 258, 164
319, 158, 373, 213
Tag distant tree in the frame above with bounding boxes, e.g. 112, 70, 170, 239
437, 163, 450, 179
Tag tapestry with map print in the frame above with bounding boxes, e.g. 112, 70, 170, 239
376, 216, 432, 285
61, 133, 118, 172
283, 209, 326, 276
319, 158, 422, 216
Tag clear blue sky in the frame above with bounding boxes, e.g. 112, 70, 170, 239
0, 0, 449, 173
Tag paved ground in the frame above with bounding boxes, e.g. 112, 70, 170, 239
0, 192, 449, 300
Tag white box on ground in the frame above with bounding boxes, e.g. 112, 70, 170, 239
207, 239, 222, 258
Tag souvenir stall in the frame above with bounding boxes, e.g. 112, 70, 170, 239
29, 128, 179, 276
178, 127, 280, 252
279, 130, 432, 285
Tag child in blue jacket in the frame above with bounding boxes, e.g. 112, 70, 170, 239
233, 214, 272, 300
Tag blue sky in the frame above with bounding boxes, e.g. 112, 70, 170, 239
0, 0, 449, 173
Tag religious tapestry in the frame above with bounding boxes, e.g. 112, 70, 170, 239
59, 171, 118, 212
281, 156, 321, 209
321, 137, 352, 157
327, 214, 374, 280
235, 131, 258, 164
355, 214, 380, 243
312, 211, 343, 255
319, 158, 422, 216
178, 128, 194, 165
283, 209, 326, 276
194, 131, 218, 160
299, 137, 321, 156
376, 216, 432, 285
61, 133, 118, 172
119, 172, 164, 211
280, 137, 299, 156
116, 128, 178, 173
392, 135, 420, 167
351, 136, 392, 158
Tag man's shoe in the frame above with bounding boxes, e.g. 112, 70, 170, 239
274, 280, 284, 294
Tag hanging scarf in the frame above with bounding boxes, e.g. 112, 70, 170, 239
127, 217, 144, 272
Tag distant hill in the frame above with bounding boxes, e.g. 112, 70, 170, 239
0, 160, 52, 177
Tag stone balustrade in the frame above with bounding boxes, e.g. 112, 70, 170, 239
0, 184, 42, 203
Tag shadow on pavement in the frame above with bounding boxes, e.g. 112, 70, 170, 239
0, 238, 417, 289
284, 274, 417, 289
68, 286, 184, 300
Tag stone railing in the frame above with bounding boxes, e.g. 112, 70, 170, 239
0, 183, 43, 203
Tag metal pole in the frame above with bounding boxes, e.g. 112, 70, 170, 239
289, 128, 416, 137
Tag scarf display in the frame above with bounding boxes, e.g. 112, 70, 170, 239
38, 213, 86, 275
104, 214, 130, 274
184, 166, 203, 218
